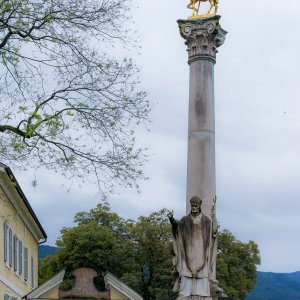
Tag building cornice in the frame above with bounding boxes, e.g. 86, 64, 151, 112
0, 274, 25, 297
24, 270, 65, 299
104, 272, 143, 300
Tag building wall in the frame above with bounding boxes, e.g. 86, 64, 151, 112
0, 185, 39, 300
40, 286, 59, 299
110, 288, 127, 300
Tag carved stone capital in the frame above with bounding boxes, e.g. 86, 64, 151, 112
177, 16, 227, 64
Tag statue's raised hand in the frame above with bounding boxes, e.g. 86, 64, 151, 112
167, 210, 174, 219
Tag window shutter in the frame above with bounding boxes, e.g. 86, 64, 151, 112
19, 240, 23, 275
24, 247, 28, 281
31, 256, 34, 288
9, 228, 12, 266
4, 222, 7, 263
13, 235, 17, 271
4, 293, 8, 300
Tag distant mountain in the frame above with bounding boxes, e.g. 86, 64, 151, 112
286, 271, 300, 283
38, 245, 58, 259
247, 271, 300, 300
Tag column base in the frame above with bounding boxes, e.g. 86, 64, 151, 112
175, 296, 236, 300
210, 279, 225, 298
177, 296, 212, 300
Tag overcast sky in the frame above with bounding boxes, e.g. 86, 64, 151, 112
13, 0, 300, 273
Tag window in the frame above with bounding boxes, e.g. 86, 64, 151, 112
19, 240, 23, 275
31, 256, 34, 288
24, 247, 28, 282
4, 293, 17, 300
3, 222, 8, 263
9, 227, 12, 267
3, 222, 12, 267
13, 235, 23, 276
13, 235, 19, 273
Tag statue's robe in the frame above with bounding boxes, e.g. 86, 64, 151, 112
171, 213, 211, 297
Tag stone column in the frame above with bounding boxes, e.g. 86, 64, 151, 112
178, 18, 227, 297
177, 16, 226, 217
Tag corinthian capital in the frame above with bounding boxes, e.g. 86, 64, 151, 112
178, 16, 227, 64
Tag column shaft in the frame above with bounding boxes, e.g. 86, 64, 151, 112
186, 59, 215, 216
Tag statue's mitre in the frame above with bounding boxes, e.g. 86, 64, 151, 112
190, 196, 202, 206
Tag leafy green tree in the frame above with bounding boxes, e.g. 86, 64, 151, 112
39, 205, 173, 299
131, 209, 173, 300
39, 205, 260, 300
39, 204, 139, 286
217, 229, 261, 300
0, 0, 149, 191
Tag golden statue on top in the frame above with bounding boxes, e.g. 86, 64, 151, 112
187, 0, 219, 19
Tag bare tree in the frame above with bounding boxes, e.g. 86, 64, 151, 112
0, 0, 150, 191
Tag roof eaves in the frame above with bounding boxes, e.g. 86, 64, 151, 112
23, 269, 65, 299
0, 162, 47, 240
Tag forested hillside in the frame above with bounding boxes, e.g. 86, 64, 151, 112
247, 271, 300, 300
39, 245, 57, 259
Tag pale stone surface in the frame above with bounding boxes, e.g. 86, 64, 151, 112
178, 16, 227, 65
169, 197, 216, 299
186, 59, 215, 217
177, 296, 212, 300
177, 15, 226, 217
176, 16, 227, 300
59, 267, 109, 299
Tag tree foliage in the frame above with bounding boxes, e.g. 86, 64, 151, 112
39, 205, 173, 300
39, 205, 260, 300
0, 0, 149, 191
130, 210, 174, 300
217, 229, 261, 300
39, 204, 138, 286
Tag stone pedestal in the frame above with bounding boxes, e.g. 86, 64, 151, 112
177, 15, 227, 290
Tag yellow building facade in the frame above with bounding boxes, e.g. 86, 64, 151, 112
0, 163, 47, 300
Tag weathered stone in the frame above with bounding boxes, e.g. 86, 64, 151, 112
168, 197, 217, 300
178, 16, 227, 65
177, 15, 227, 217
175, 15, 227, 299
59, 267, 109, 299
